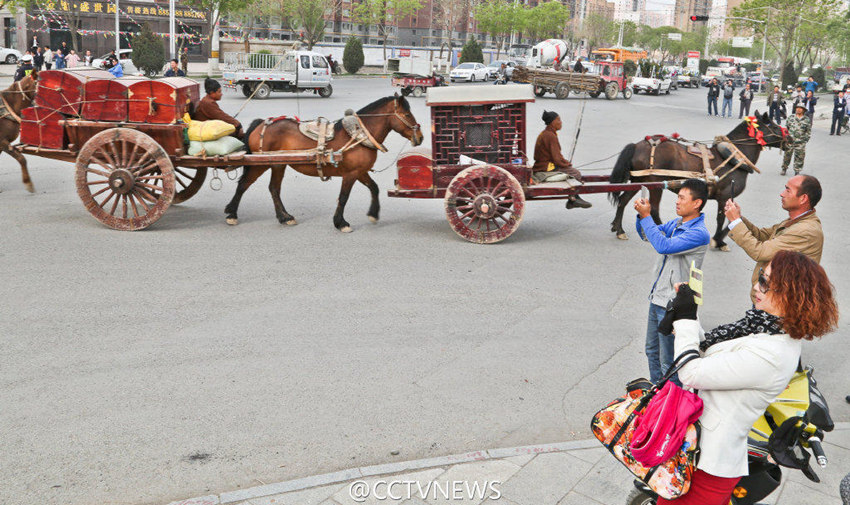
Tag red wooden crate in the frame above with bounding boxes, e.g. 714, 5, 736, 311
127, 77, 200, 124
20, 107, 67, 149
80, 76, 149, 122
35, 68, 115, 115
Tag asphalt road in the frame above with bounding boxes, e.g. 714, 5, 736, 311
1, 77, 848, 505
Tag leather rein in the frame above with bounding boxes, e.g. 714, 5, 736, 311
0, 80, 36, 124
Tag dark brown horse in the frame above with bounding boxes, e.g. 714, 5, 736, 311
224, 94, 424, 231
1, 71, 38, 192
608, 111, 786, 250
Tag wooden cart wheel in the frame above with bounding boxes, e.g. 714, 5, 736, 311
605, 81, 619, 100
75, 128, 175, 231
555, 82, 570, 99
444, 164, 525, 244
172, 166, 207, 204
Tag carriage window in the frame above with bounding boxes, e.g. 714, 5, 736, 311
465, 123, 492, 147
312, 56, 328, 68
603, 66, 610, 76
300, 55, 310, 69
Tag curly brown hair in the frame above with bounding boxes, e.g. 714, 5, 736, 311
769, 250, 839, 340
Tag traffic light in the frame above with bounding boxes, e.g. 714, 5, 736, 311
690, 15, 709, 21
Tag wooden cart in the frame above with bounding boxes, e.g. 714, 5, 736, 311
386, 85, 679, 244
512, 64, 632, 100
16, 122, 340, 231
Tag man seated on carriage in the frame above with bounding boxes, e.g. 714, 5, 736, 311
532, 110, 592, 209
194, 78, 243, 139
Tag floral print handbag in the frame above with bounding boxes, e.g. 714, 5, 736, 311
590, 350, 701, 500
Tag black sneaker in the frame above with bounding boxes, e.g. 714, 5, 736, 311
566, 195, 592, 209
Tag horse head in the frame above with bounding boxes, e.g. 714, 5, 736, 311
12, 70, 39, 109
752, 109, 787, 149
390, 93, 424, 146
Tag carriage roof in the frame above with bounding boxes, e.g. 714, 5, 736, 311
425, 84, 535, 106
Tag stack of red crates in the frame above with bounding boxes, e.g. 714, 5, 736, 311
20, 69, 200, 150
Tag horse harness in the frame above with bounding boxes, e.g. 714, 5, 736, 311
254, 103, 417, 181
0, 81, 33, 124
632, 132, 762, 184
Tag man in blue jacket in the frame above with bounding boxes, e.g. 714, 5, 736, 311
804, 76, 819, 94
634, 179, 711, 385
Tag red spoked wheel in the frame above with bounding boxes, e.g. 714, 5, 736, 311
444, 164, 525, 244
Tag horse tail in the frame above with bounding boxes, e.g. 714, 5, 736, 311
243, 119, 264, 154
609, 142, 636, 205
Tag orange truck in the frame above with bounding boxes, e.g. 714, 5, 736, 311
591, 47, 647, 63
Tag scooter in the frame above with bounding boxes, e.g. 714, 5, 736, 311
626, 364, 833, 505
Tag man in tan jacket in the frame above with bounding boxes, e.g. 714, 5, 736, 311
724, 175, 823, 303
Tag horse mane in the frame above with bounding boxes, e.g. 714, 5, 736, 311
243, 118, 265, 154
333, 95, 409, 134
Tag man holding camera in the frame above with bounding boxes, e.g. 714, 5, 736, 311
634, 179, 711, 385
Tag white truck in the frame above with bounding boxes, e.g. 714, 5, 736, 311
631, 68, 672, 95
526, 39, 569, 68
222, 50, 333, 99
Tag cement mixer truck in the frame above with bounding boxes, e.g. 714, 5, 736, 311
526, 39, 569, 68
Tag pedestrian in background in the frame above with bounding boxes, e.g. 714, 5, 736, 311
790, 84, 805, 104
803, 90, 818, 121
43, 47, 53, 70
53, 48, 66, 70
181, 47, 189, 75
739, 83, 754, 118
721, 79, 735, 118
804, 76, 819, 94
782, 104, 812, 175
32, 47, 43, 70
634, 179, 711, 386
767, 85, 784, 125
831, 91, 846, 136
84, 49, 93, 66
707, 78, 720, 117
65, 49, 80, 68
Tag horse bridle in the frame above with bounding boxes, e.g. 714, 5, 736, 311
358, 99, 421, 143
0, 80, 36, 123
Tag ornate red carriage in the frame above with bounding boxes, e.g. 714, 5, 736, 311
387, 85, 673, 244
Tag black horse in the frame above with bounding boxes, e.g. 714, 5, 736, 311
608, 111, 786, 250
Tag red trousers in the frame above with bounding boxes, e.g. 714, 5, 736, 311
657, 469, 741, 505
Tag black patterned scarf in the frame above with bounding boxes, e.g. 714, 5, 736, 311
700, 309, 784, 351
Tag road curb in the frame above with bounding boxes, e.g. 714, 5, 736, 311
168, 439, 600, 505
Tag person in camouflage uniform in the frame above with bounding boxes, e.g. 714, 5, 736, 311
782, 103, 812, 175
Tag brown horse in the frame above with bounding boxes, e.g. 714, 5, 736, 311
224, 94, 424, 231
1, 71, 38, 192
608, 111, 786, 250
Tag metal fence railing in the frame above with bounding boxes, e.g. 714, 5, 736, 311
222, 52, 283, 70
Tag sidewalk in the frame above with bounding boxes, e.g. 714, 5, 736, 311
169, 423, 850, 505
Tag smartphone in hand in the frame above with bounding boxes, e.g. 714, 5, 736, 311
640, 185, 648, 204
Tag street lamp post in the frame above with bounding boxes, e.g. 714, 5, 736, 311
115, 0, 120, 55
169, 0, 176, 59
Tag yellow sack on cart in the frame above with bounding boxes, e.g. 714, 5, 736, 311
183, 114, 236, 142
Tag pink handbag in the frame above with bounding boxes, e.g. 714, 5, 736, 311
630, 381, 704, 467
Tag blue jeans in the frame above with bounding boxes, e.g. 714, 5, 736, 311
646, 303, 681, 386
707, 96, 718, 115
722, 97, 733, 117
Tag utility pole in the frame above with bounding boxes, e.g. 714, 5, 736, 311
169, 0, 176, 59
115, 0, 120, 55
759, 7, 771, 92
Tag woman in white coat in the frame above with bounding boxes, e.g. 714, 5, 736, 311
657, 250, 838, 505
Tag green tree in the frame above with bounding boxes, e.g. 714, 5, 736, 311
699, 59, 709, 74
459, 36, 483, 63
524, 1, 570, 39
185, 0, 249, 56
475, 0, 519, 58
581, 14, 617, 51
284, 0, 341, 49
433, 0, 468, 48
623, 59, 637, 76
353, 0, 423, 63
343, 36, 365, 73
131, 24, 166, 77
810, 66, 825, 86
781, 61, 797, 88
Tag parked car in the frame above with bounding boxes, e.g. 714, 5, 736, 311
486, 60, 516, 80
0, 46, 22, 64
450, 62, 489, 82
632, 70, 673, 95
92, 48, 140, 75
678, 71, 700, 88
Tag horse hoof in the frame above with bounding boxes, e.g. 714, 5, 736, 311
340, 226, 352, 233
226, 217, 238, 226
720, 245, 730, 252
710, 238, 717, 248
284, 218, 298, 226
25, 182, 35, 193
617, 233, 628, 241
368, 215, 379, 223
